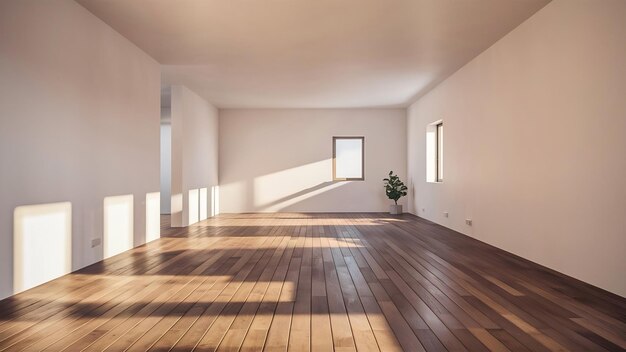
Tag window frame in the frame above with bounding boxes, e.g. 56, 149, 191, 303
332, 136, 365, 181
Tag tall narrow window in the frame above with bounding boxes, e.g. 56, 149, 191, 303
426, 121, 443, 183
436, 122, 443, 182
333, 137, 364, 181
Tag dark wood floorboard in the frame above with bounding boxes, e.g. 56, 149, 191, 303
0, 213, 624, 351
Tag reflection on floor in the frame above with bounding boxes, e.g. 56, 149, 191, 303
1, 213, 624, 351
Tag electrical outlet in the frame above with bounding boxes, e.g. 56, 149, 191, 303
465, 219, 472, 226
91, 238, 101, 248
443, 212, 449, 218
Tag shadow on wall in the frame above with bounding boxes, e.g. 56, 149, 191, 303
11, 192, 160, 295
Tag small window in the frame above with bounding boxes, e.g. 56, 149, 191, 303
333, 137, 364, 181
436, 122, 443, 182
426, 121, 443, 182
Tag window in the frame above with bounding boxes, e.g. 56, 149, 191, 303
436, 122, 443, 182
426, 121, 443, 182
333, 136, 364, 181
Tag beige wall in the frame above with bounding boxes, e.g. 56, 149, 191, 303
170, 86, 219, 226
219, 109, 406, 213
0, 1, 161, 299
407, 0, 626, 296
160, 117, 172, 214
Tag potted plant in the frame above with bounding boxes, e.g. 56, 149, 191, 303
383, 171, 407, 215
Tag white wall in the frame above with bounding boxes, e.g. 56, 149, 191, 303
160, 107, 172, 214
0, 0, 160, 299
219, 109, 407, 213
407, 0, 626, 296
170, 85, 219, 227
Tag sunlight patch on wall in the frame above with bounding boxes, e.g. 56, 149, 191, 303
211, 185, 220, 216
199, 187, 208, 221
254, 159, 344, 210
14, 202, 72, 294
104, 194, 134, 259
188, 188, 199, 225
171, 192, 183, 227
145, 192, 160, 243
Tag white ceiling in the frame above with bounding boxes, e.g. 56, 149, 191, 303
78, 0, 550, 108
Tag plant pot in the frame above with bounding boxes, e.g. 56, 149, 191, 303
389, 204, 403, 215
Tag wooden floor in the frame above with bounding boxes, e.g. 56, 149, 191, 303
0, 213, 624, 351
